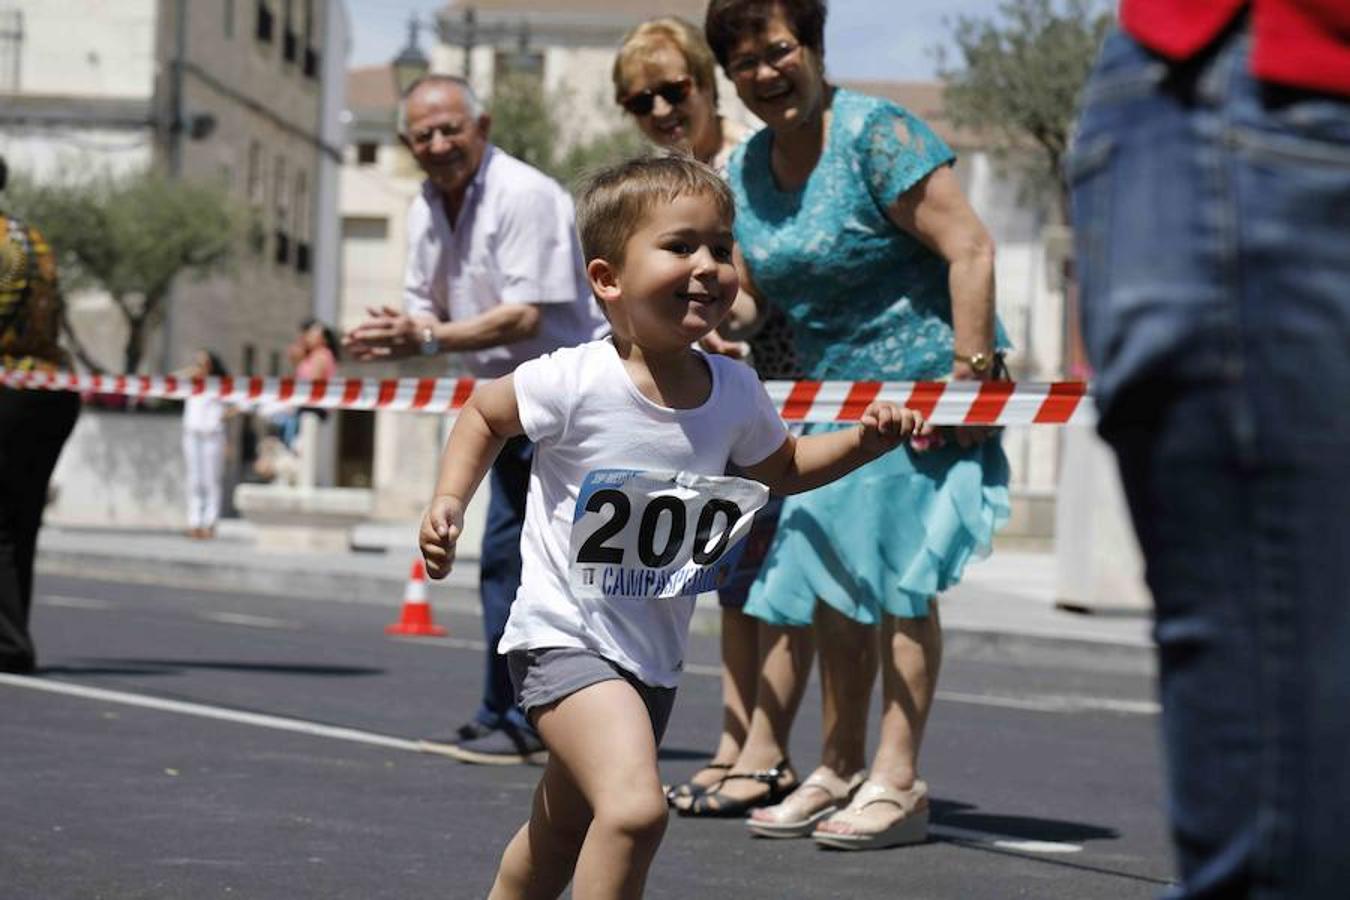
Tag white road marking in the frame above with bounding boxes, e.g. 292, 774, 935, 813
198, 612, 298, 630
0, 674, 420, 753
937, 690, 1159, 716
388, 635, 486, 651
40, 595, 116, 610
932, 824, 1083, 854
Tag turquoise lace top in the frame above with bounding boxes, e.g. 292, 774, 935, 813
727, 88, 1008, 381
726, 89, 1011, 624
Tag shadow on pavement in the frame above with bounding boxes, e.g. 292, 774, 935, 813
932, 797, 1119, 843
657, 746, 713, 762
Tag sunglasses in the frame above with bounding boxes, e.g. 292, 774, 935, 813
620, 77, 693, 116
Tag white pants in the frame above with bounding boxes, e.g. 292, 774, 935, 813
183, 429, 225, 529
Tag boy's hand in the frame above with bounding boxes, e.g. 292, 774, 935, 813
419, 495, 465, 579
858, 402, 931, 454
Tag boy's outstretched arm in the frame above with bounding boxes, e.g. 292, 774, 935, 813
420, 375, 525, 579
741, 401, 931, 496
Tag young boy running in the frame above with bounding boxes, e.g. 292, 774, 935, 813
418, 155, 930, 899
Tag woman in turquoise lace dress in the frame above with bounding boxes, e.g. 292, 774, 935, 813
684, 0, 1010, 849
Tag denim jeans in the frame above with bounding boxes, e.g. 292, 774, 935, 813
475, 434, 534, 733
1068, 26, 1350, 899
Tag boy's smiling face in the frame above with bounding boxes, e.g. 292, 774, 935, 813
591, 191, 739, 352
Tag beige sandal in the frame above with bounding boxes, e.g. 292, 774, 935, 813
812, 778, 929, 851
746, 768, 865, 838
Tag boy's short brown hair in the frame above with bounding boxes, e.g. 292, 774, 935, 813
575, 154, 735, 268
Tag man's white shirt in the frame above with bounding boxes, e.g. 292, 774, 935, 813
403, 145, 608, 377
499, 339, 789, 687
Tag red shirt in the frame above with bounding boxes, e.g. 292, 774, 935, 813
1121, 0, 1350, 96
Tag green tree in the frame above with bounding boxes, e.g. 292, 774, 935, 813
8, 168, 241, 373
489, 74, 648, 192
938, 0, 1112, 217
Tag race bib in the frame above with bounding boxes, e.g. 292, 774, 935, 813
569, 469, 769, 600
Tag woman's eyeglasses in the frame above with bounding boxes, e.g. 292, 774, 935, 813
620, 77, 693, 116
727, 41, 802, 80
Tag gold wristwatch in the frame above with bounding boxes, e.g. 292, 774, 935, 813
953, 351, 993, 374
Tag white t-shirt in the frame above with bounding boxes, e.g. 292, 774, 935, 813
183, 395, 227, 433
402, 145, 609, 377
498, 339, 789, 687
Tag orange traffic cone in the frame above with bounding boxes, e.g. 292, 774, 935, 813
385, 558, 448, 637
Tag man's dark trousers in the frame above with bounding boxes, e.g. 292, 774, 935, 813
0, 388, 79, 672
474, 434, 535, 733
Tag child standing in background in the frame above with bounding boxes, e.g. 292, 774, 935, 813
180, 349, 231, 539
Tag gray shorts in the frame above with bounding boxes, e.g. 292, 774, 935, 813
507, 646, 677, 743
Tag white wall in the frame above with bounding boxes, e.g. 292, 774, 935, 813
47, 408, 187, 529
338, 150, 420, 331
0, 129, 154, 181
11, 0, 157, 98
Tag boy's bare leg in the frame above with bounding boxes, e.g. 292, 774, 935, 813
492, 679, 668, 900
489, 756, 591, 900
816, 602, 878, 779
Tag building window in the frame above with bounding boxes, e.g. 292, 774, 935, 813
246, 141, 266, 254
0, 9, 23, 93
293, 170, 310, 274
255, 0, 274, 44
243, 344, 257, 376
342, 216, 389, 241
269, 349, 281, 376
355, 142, 378, 165
494, 48, 544, 83
302, 0, 319, 77
246, 141, 264, 204
224, 0, 234, 38
273, 154, 290, 265
282, 0, 297, 63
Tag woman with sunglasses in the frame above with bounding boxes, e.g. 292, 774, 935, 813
683, 0, 1011, 851
613, 15, 808, 814
613, 16, 749, 174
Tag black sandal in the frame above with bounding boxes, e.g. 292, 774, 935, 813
677, 760, 797, 818
665, 762, 733, 807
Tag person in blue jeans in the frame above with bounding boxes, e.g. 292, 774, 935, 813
344, 75, 607, 764
1068, 14, 1350, 898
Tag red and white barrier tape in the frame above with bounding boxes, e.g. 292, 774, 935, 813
0, 369, 1093, 426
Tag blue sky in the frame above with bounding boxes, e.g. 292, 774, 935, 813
345, 0, 1007, 81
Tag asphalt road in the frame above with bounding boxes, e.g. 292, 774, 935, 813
2, 574, 1175, 899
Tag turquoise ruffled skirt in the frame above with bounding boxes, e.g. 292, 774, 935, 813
744, 427, 1010, 625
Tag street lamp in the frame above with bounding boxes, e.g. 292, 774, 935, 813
391, 17, 430, 97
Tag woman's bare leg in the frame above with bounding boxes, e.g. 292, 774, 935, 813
714, 606, 759, 763
692, 621, 814, 808
871, 601, 942, 788
490, 680, 669, 900
815, 601, 878, 780
818, 600, 942, 835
